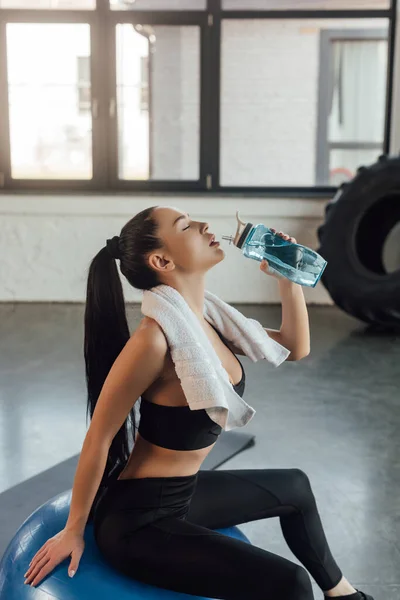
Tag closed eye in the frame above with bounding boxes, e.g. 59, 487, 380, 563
183, 225, 191, 230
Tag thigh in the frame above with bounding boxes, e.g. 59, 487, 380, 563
113, 514, 311, 600
187, 468, 311, 529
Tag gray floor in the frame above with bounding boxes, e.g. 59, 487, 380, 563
1, 302, 399, 599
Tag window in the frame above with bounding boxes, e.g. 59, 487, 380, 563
115, 24, 200, 181
317, 30, 388, 185
220, 18, 389, 187
5, 23, 92, 180
0, 0, 395, 192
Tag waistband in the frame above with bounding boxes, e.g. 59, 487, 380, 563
111, 472, 199, 485
96, 471, 199, 516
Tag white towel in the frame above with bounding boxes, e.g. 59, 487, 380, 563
141, 284, 290, 431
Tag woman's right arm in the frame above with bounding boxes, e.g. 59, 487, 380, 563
66, 321, 168, 535
64, 436, 111, 536
24, 321, 168, 587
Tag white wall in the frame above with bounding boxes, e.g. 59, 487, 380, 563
0, 195, 332, 304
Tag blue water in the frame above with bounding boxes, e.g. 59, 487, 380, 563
244, 228, 327, 288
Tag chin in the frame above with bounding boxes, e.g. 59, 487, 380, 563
202, 246, 225, 271
212, 248, 225, 264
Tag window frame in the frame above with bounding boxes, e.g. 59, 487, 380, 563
105, 9, 208, 190
316, 28, 389, 185
0, 0, 396, 196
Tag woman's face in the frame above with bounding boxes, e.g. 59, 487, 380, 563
148, 206, 225, 277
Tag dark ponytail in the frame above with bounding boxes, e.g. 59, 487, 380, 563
84, 205, 162, 521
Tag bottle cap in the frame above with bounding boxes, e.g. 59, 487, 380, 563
222, 211, 253, 249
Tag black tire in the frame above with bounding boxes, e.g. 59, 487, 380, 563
316, 154, 400, 331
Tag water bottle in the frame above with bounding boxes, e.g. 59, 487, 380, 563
221, 211, 327, 288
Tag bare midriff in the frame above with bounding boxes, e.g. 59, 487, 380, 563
117, 319, 243, 481
117, 433, 217, 480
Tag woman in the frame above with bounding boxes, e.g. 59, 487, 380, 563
24, 205, 372, 600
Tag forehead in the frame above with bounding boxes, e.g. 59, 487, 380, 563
154, 206, 186, 224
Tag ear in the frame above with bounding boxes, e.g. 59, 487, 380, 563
148, 253, 175, 273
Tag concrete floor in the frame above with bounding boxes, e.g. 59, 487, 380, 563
0, 302, 399, 599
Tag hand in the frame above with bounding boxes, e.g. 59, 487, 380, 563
270, 228, 297, 245
260, 229, 297, 279
24, 528, 85, 588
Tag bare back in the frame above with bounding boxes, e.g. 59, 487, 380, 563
118, 316, 244, 480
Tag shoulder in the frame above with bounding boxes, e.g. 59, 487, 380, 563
128, 317, 168, 354
112, 317, 168, 383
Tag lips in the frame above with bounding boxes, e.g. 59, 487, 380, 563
209, 234, 216, 246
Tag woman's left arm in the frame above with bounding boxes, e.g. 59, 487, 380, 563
226, 229, 311, 361
261, 228, 310, 362
264, 279, 310, 361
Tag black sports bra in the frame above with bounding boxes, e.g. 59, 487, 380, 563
137, 325, 246, 451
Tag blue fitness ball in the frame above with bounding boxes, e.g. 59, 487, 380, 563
0, 488, 251, 599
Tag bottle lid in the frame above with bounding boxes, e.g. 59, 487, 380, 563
222, 211, 253, 249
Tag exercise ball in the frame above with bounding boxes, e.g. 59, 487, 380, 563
0, 488, 251, 600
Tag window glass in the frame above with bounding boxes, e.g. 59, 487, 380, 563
111, 0, 205, 11
220, 18, 388, 186
6, 23, 92, 180
223, 1, 390, 10
1, 0, 94, 9
116, 24, 200, 180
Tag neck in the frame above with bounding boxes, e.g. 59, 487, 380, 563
164, 275, 206, 322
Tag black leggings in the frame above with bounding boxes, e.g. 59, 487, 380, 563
93, 468, 343, 600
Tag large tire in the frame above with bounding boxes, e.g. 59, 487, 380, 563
317, 154, 400, 330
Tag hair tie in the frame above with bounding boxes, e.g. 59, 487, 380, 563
106, 236, 121, 260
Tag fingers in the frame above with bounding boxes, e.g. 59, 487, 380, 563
24, 548, 47, 578
270, 228, 296, 244
24, 554, 52, 587
28, 541, 50, 566
24, 554, 49, 581
27, 548, 47, 569
28, 560, 54, 588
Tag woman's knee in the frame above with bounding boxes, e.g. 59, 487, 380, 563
289, 565, 314, 600
288, 468, 317, 512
